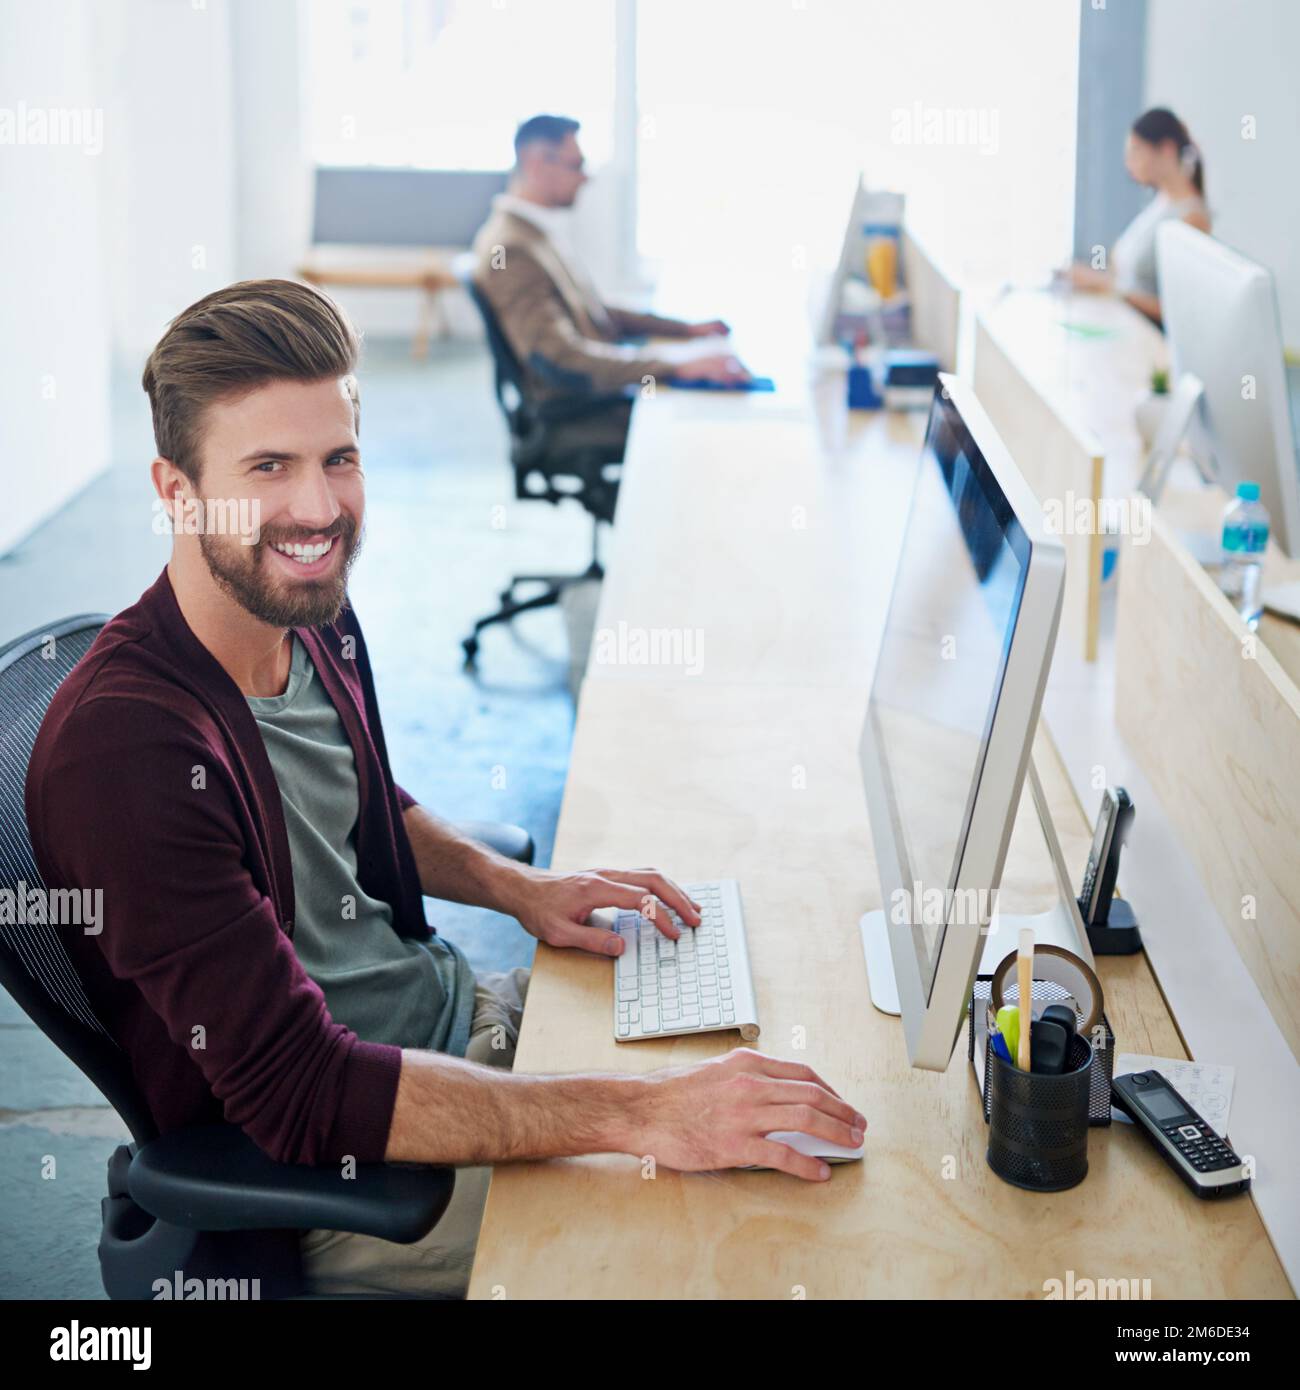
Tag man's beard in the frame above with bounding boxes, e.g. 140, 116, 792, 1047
199, 513, 363, 629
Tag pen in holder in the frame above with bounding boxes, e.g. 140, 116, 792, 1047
968, 975, 1115, 1124
986, 1032, 1093, 1192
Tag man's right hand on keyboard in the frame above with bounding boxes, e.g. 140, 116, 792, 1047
621, 1047, 866, 1182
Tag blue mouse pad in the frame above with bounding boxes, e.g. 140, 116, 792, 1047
671, 376, 776, 393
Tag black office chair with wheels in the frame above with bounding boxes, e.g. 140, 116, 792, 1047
0, 614, 533, 1299
458, 263, 633, 667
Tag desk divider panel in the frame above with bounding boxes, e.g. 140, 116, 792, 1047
900, 229, 962, 378
1115, 511, 1300, 1062
973, 315, 1104, 662
901, 228, 960, 374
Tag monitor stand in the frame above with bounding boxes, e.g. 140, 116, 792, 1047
1131, 371, 1229, 569
1136, 371, 1214, 503
860, 755, 1096, 1017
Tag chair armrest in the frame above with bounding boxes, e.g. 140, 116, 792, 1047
127, 1124, 454, 1245
455, 818, 535, 865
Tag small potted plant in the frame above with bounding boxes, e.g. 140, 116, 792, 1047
1135, 366, 1170, 449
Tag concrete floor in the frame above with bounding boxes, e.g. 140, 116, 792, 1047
0, 338, 597, 1298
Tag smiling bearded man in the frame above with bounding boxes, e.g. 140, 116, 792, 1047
23, 278, 865, 1300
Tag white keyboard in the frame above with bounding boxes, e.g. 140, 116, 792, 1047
599, 879, 760, 1042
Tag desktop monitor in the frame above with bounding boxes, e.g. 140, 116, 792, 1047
858, 376, 1083, 1070
1156, 222, 1300, 557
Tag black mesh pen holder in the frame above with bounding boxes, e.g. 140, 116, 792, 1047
968, 976, 1114, 1125
986, 1034, 1092, 1192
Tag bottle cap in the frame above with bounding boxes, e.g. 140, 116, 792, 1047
1237, 481, 1261, 502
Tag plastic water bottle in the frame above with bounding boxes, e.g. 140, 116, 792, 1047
1219, 482, 1270, 628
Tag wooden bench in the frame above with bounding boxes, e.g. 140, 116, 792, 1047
297, 250, 460, 360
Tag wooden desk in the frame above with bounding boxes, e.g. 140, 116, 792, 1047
468, 371, 1291, 1299
957, 285, 1300, 1268
587, 388, 925, 687
976, 289, 1166, 498
469, 681, 1288, 1298
1116, 506, 1300, 1063
978, 289, 1300, 1067
972, 290, 1166, 663
971, 288, 1300, 671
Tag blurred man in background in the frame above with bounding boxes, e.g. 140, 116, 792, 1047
472, 114, 751, 459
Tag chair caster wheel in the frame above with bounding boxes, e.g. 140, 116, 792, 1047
461, 637, 479, 668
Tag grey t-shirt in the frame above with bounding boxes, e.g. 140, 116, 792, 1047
247, 636, 474, 1056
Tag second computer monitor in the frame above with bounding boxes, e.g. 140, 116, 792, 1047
1157, 221, 1300, 557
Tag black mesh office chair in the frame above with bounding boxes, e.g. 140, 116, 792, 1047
458, 264, 633, 667
0, 614, 533, 1299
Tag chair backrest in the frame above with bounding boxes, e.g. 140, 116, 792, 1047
455, 258, 627, 524
0, 615, 158, 1143
455, 262, 536, 438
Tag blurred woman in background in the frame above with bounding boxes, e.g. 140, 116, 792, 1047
1069, 106, 1211, 324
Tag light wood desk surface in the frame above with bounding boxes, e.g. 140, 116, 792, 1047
586, 385, 925, 687
978, 289, 1164, 492
468, 370, 1292, 1299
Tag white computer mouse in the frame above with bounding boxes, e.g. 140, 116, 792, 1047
743, 1131, 865, 1169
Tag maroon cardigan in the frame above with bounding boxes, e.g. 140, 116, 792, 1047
25, 568, 431, 1165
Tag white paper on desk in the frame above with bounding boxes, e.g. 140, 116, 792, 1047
1111, 1054, 1235, 1137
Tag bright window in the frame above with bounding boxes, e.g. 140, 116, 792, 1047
636, 0, 1079, 289
306, 0, 617, 170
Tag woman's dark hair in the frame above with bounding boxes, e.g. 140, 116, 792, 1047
1131, 107, 1204, 196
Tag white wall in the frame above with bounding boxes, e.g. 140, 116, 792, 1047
1146, 0, 1300, 346
231, 0, 313, 283
1, 0, 247, 556
0, 0, 112, 555
93, 0, 238, 367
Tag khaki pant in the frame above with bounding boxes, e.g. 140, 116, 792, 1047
299, 966, 530, 1299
